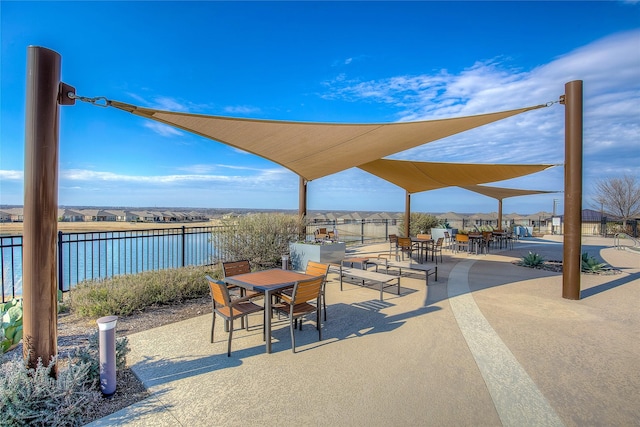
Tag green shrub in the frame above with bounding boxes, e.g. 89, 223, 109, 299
1, 299, 23, 354
0, 353, 101, 426
520, 251, 545, 268
70, 265, 219, 318
213, 213, 305, 269
581, 252, 608, 273
398, 213, 440, 237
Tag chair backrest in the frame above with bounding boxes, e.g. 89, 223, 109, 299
435, 237, 444, 247
397, 237, 412, 249
456, 234, 469, 242
305, 261, 329, 278
417, 234, 431, 240
292, 276, 324, 305
223, 260, 251, 278
206, 275, 231, 308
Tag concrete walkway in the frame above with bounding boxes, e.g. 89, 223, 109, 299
87, 236, 640, 426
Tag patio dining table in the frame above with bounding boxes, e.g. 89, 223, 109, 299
492, 231, 508, 249
410, 237, 433, 263
223, 268, 315, 353
468, 234, 483, 254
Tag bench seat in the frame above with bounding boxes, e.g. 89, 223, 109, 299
366, 258, 437, 286
337, 266, 401, 301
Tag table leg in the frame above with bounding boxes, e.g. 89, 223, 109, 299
265, 289, 272, 353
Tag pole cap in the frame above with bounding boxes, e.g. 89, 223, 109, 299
97, 315, 118, 331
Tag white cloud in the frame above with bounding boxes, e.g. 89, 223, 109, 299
319, 30, 640, 206
323, 30, 640, 120
0, 170, 23, 180
143, 121, 183, 137
60, 167, 291, 186
224, 105, 261, 115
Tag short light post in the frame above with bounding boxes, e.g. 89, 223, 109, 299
97, 315, 118, 396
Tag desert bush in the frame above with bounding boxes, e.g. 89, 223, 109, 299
0, 353, 101, 426
70, 333, 130, 387
519, 251, 545, 268
213, 213, 305, 269
397, 213, 440, 237
70, 265, 219, 318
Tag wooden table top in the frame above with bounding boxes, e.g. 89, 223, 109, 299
224, 269, 312, 291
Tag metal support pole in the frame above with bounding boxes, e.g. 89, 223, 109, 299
498, 199, 503, 230
404, 191, 411, 237
23, 46, 62, 369
298, 176, 307, 239
561, 80, 583, 300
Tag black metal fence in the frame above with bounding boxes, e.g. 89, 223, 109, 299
1, 221, 398, 303
1, 235, 22, 302
1, 226, 229, 303
5, 217, 634, 302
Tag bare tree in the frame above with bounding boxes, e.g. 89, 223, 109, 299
592, 173, 640, 227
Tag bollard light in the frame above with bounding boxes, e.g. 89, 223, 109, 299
281, 254, 289, 270
97, 315, 118, 396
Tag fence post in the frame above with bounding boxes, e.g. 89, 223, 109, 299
57, 231, 63, 293
181, 226, 186, 267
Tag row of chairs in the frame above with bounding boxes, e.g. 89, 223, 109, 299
206, 259, 330, 356
453, 231, 514, 254
389, 234, 445, 264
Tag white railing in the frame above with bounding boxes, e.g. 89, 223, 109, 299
613, 232, 639, 250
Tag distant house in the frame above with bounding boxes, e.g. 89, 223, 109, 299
525, 212, 553, 229
105, 210, 131, 222
552, 209, 627, 236
0, 210, 11, 222
129, 211, 156, 222
467, 212, 497, 229
5, 208, 24, 222
59, 209, 85, 222
78, 209, 115, 222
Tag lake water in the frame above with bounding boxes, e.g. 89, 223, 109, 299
1, 229, 216, 301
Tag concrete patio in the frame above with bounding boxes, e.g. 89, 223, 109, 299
87, 236, 640, 427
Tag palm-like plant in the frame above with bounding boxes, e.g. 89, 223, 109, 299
520, 251, 545, 268
581, 252, 607, 273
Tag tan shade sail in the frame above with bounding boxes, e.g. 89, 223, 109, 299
110, 100, 547, 181
460, 185, 558, 201
459, 185, 560, 230
358, 159, 555, 194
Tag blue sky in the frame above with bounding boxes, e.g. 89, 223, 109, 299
1, 1, 639, 215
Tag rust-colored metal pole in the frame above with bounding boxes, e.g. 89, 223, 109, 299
404, 191, 411, 237
498, 199, 503, 230
562, 80, 583, 300
298, 176, 307, 218
23, 46, 61, 368
298, 176, 307, 238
